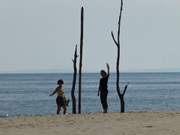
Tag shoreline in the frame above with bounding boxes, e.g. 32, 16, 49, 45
1, 112, 180, 135
1, 111, 180, 118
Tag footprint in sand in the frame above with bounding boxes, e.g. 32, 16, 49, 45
144, 125, 153, 128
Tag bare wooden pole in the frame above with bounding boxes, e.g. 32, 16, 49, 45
78, 7, 84, 114
71, 45, 78, 114
111, 0, 129, 113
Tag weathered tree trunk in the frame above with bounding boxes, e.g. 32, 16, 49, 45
71, 45, 78, 114
120, 95, 125, 112
78, 7, 84, 114
111, 0, 129, 113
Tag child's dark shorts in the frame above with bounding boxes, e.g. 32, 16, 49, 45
56, 96, 65, 107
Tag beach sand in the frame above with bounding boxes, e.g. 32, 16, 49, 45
0, 112, 180, 135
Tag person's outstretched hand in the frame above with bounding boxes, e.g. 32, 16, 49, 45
106, 63, 110, 70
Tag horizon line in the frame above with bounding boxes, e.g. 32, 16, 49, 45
1, 71, 180, 74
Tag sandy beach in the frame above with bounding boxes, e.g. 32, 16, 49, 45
0, 112, 180, 135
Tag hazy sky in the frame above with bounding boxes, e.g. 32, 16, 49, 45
0, 0, 179, 73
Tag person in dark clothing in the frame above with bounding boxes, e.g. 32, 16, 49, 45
98, 63, 110, 113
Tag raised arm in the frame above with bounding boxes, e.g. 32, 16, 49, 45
106, 63, 110, 77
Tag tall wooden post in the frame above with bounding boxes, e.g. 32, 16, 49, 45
78, 7, 84, 114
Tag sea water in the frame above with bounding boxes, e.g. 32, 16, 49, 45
0, 73, 180, 117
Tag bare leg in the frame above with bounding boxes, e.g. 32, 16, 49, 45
63, 106, 67, 115
57, 105, 61, 114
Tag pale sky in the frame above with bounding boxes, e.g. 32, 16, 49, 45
0, 0, 179, 73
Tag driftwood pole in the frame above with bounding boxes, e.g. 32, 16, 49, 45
78, 7, 84, 114
111, 0, 129, 112
71, 45, 78, 114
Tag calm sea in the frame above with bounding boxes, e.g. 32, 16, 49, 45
0, 73, 180, 117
